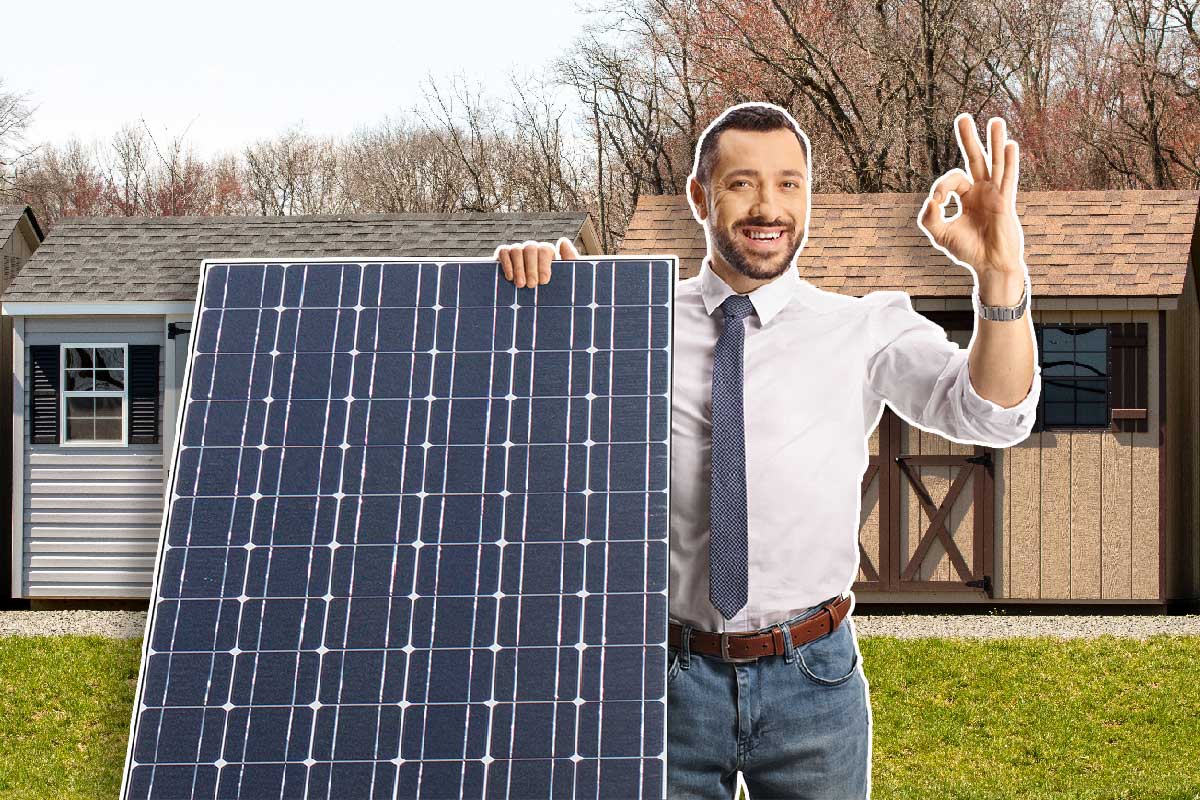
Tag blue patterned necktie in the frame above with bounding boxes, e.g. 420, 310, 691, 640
710, 293, 756, 620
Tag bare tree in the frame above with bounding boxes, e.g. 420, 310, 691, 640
243, 127, 342, 215
0, 79, 37, 197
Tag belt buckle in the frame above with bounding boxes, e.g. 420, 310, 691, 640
719, 632, 758, 663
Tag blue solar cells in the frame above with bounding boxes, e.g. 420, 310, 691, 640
122, 258, 674, 800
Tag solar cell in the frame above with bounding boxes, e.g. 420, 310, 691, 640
121, 257, 675, 800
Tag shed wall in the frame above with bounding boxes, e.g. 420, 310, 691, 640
20, 317, 165, 598
1165, 265, 1200, 600
859, 309, 1166, 602
1003, 309, 1161, 601
0, 223, 35, 292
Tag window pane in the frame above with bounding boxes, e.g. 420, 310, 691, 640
64, 369, 94, 391
1075, 328, 1106, 352
1044, 379, 1075, 403
1043, 328, 1075, 352
1042, 359, 1075, 377
94, 397, 123, 418
95, 347, 124, 369
94, 369, 124, 391
1075, 351, 1106, 378
66, 396, 95, 418
1077, 378, 1107, 401
94, 417, 122, 441
66, 418, 94, 441
1044, 401, 1075, 426
1077, 403, 1108, 426
64, 347, 94, 369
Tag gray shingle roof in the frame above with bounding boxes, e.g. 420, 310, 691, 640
4, 212, 593, 303
0, 205, 43, 255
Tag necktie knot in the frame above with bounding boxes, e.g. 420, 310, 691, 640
721, 294, 755, 321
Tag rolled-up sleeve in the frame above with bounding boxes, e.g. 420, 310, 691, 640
864, 290, 1041, 448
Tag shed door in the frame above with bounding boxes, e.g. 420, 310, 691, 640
855, 312, 996, 596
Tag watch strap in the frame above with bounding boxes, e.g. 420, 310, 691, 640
974, 279, 1029, 321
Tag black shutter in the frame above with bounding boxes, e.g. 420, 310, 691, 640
29, 345, 60, 444
128, 345, 160, 444
1107, 322, 1148, 433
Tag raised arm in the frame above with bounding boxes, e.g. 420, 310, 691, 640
864, 289, 1041, 448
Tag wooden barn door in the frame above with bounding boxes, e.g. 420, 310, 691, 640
855, 311, 996, 596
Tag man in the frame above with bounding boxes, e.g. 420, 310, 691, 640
495, 102, 1040, 799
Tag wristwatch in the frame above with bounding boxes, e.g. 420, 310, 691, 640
973, 280, 1029, 321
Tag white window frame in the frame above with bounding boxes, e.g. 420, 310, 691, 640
59, 342, 129, 447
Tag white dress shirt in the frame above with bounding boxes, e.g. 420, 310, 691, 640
669, 258, 1043, 633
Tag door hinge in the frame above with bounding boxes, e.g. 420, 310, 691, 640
965, 575, 992, 593
966, 452, 992, 467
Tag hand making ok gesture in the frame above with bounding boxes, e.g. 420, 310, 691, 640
918, 113, 1026, 296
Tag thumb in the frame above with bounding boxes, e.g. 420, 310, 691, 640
556, 237, 580, 261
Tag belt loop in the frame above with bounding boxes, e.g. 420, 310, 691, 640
778, 618, 797, 664
680, 624, 693, 669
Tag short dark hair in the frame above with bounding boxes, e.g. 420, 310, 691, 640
694, 104, 810, 190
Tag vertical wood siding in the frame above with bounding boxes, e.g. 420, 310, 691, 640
1165, 266, 1200, 600
20, 318, 165, 598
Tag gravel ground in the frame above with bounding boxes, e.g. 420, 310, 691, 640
852, 613, 1200, 640
1, 610, 1199, 640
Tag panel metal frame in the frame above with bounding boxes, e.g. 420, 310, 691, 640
121, 254, 678, 800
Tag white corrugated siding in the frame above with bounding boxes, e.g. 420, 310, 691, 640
22, 318, 166, 598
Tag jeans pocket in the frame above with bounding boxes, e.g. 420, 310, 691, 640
667, 647, 682, 684
794, 619, 858, 687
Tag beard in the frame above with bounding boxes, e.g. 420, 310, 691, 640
709, 217, 804, 281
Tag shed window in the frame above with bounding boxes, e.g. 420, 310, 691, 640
1036, 325, 1108, 428
61, 344, 127, 443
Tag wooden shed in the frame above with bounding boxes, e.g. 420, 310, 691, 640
621, 190, 1200, 608
1, 212, 601, 600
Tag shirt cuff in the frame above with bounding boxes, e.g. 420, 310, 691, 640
961, 360, 1042, 428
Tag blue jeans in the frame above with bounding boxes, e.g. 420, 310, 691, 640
667, 599, 872, 799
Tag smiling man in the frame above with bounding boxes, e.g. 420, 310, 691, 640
496, 102, 1041, 799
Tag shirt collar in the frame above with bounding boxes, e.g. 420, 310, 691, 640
699, 256, 804, 326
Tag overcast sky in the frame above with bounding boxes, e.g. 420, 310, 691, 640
7, 0, 591, 157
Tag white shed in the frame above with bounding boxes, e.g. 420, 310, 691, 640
2, 212, 600, 600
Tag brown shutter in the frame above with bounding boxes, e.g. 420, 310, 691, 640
128, 345, 160, 444
1107, 322, 1148, 433
29, 345, 60, 444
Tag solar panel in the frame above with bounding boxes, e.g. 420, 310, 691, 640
121, 257, 675, 800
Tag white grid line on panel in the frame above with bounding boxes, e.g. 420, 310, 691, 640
236, 262, 308, 799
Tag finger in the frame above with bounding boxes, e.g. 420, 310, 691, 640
556, 236, 580, 260
1000, 140, 1019, 201
537, 243, 552, 285
510, 243, 527, 288
496, 245, 514, 283
919, 194, 949, 242
956, 113, 989, 182
988, 118, 1006, 188
522, 242, 542, 287
930, 168, 972, 205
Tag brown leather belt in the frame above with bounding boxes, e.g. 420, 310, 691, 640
668, 593, 852, 663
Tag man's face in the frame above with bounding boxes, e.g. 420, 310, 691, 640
698, 127, 809, 281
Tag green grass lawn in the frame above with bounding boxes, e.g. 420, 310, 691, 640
0, 634, 1197, 799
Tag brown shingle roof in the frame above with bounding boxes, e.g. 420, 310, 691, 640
619, 190, 1200, 298
5, 212, 594, 303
